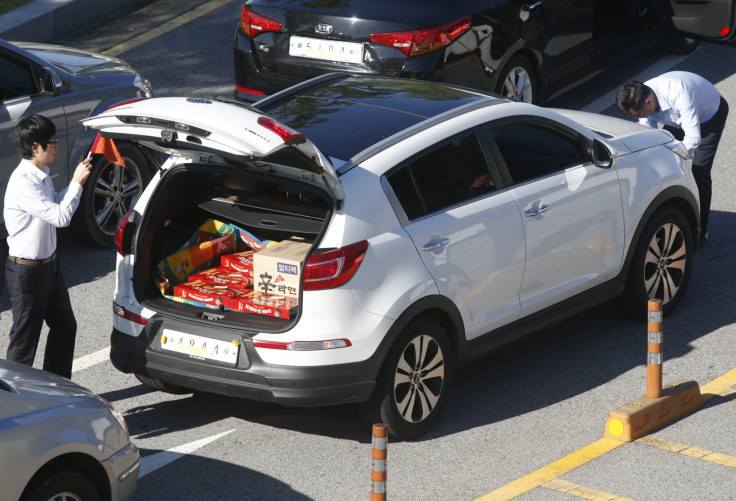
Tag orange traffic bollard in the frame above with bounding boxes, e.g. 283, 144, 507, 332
646, 299, 663, 398
371, 423, 387, 501
604, 298, 701, 441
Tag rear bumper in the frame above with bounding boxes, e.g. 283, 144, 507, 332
110, 326, 378, 407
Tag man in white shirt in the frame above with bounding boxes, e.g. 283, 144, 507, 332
616, 71, 729, 247
4, 114, 92, 378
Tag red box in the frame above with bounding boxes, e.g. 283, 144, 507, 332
230, 290, 298, 318
173, 279, 243, 308
221, 251, 254, 279
188, 266, 251, 289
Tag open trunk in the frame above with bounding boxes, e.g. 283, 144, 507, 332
132, 162, 333, 329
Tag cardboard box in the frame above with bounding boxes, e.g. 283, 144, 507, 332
188, 266, 251, 289
221, 251, 254, 279
230, 290, 298, 318
252, 237, 311, 300
173, 279, 244, 309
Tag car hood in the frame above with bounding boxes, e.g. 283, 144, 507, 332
551, 108, 675, 152
15, 41, 137, 76
83, 97, 343, 201
0, 360, 93, 400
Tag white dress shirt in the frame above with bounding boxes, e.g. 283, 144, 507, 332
4, 159, 83, 260
640, 71, 721, 155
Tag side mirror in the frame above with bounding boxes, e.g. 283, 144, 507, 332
593, 138, 615, 168
41, 67, 62, 97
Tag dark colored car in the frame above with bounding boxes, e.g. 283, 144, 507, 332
232, 0, 736, 105
0, 39, 154, 248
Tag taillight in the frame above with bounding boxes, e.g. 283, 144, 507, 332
240, 6, 282, 38
105, 97, 149, 111
303, 240, 368, 291
113, 301, 148, 325
370, 16, 471, 57
257, 116, 305, 145
115, 210, 137, 257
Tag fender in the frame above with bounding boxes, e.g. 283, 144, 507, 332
620, 185, 700, 280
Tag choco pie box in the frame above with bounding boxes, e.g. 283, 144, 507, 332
188, 266, 251, 289
173, 279, 246, 309
230, 290, 298, 318
252, 237, 311, 300
221, 250, 254, 279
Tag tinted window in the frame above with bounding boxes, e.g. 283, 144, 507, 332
0, 55, 35, 102
387, 132, 494, 220
487, 123, 588, 184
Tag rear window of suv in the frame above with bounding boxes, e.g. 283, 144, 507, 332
258, 77, 489, 161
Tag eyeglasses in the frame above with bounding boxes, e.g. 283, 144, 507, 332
42, 140, 59, 148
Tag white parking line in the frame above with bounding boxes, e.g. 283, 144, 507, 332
71, 348, 110, 373
139, 430, 236, 478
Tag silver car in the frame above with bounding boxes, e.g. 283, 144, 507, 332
0, 38, 154, 249
0, 360, 140, 501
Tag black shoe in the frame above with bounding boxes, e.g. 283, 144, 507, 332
699, 231, 708, 248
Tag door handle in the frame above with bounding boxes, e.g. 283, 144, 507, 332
525, 205, 550, 217
423, 238, 450, 251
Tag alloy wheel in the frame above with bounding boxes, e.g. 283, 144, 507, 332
392, 334, 446, 423
643, 222, 687, 305
501, 67, 533, 103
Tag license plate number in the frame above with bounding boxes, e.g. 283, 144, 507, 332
160, 329, 239, 365
289, 36, 363, 64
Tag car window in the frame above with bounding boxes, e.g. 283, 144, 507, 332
386, 132, 494, 220
0, 55, 37, 102
487, 123, 588, 184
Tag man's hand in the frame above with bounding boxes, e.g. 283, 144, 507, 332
72, 157, 94, 186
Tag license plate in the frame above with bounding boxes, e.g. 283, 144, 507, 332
160, 329, 239, 365
289, 36, 363, 64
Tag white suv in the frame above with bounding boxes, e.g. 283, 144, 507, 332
85, 74, 699, 439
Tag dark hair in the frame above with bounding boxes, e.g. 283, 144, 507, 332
616, 80, 652, 115
15, 114, 56, 159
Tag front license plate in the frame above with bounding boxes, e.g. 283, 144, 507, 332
289, 36, 363, 64
160, 329, 239, 365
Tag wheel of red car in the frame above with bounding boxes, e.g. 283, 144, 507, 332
494, 55, 538, 104
22, 469, 100, 501
359, 318, 453, 440
74, 142, 151, 248
622, 207, 694, 317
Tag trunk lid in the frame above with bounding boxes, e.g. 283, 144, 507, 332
82, 97, 343, 202
245, 0, 459, 78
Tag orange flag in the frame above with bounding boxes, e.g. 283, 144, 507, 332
89, 133, 126, 168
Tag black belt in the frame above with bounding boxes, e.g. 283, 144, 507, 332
9, 253, 55, 265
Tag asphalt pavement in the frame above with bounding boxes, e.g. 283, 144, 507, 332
3, 2, 736, 499
0, 0, 150, 42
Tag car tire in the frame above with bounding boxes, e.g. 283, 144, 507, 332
73, 142, 151, 248
135, 374, 192, 394
359, 318, 453, 440
494, 55, 538, 104
23, 470, 100, 501
622, 207, 693, 317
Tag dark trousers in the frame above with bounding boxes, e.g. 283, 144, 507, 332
664, 96, 729, 236
5, 256, 77, 379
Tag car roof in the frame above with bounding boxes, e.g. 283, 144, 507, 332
254, 74, 501, 163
